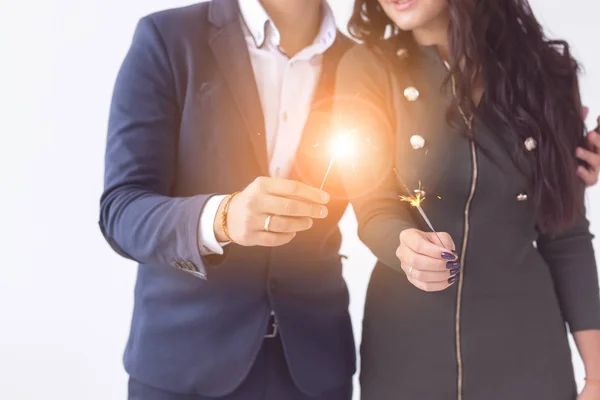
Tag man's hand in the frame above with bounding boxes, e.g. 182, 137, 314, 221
214, 177, 330, 247
577, 107, 600, 186
578, 382, 600, 400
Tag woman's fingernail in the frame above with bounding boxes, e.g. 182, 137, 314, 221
322, 192, 330, 203
451, 250, 458, 255
446, 261, 460, 269
320, 207, 328, 218
450, 268, 460, 277
448, 275, 459, 284
442, 252, 456, 260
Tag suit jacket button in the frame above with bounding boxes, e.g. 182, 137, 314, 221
185, 261, 199, 272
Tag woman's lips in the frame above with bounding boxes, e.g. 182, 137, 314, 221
390, 0, 417, 11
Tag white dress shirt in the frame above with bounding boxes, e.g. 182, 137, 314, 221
197, 0, 337, 255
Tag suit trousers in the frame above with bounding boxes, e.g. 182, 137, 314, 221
128, 335, 353, 400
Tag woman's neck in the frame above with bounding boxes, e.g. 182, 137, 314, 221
412, 12, 484, 106
260, 0, 322, 57
412, 12, 451, 62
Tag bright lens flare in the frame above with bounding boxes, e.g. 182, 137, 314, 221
330, 129, 357, 158
320, 128, 358, 189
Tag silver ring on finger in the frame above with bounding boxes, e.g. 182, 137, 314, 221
264, 215, 272, 232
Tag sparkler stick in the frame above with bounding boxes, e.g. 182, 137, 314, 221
393, 168, 447, 248
320, 157, 336, 190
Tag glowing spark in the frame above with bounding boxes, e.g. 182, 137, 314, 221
399, 182, 425, 207
400, 195, 422, 207
393, 169, 447, 248
320, 128, 357, 189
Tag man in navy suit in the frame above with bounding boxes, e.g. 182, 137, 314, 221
100, 0, 354, 398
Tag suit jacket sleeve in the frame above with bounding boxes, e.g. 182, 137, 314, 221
538, 202, 600, 332
99, 16, 210, 277
333, 46, 418, 271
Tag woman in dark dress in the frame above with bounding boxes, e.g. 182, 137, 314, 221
332, 0, 600, 399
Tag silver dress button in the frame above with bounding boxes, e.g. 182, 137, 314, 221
404, 87, 420, 102
410, 134, 425, 150
524, 137, 537, 151
517, 193, 528, 201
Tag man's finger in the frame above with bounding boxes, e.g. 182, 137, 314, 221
263, 215, 313, 233
577, 147, 600, 169
588, 130, 600, 150
577, 165, 598, 187
263, 178, 330, 204
260, 195, 328, 219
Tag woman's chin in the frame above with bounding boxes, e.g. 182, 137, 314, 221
388, 16, 423, 32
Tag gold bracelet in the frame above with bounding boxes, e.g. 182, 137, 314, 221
585, 377, 600, 387
220, 192, 239, 243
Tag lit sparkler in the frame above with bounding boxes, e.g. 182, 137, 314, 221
393, 168, 446, 248
319, 128, 357, 189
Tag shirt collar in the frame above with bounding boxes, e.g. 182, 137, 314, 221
238, 0, 337, 53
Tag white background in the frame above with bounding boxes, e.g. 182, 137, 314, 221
0, 0, 598, 399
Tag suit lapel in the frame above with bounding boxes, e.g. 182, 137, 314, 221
208, 0, 268, 174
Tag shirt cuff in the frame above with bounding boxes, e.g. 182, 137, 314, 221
198, 195, 230, 255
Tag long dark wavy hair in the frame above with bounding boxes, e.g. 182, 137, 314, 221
349, 0, 586, 234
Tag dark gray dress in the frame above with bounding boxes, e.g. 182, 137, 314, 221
334, 44, 600, 400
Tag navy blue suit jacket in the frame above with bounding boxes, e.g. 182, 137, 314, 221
100, 0, 355, 396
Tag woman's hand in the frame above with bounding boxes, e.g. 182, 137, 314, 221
578, 383, 600, 400
396, 228, 460, 292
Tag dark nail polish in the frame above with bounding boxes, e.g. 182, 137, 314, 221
450, 268, 460, 277
442, 252, 456, 260
446, 261, 460, 269
448, 275, 459, 284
